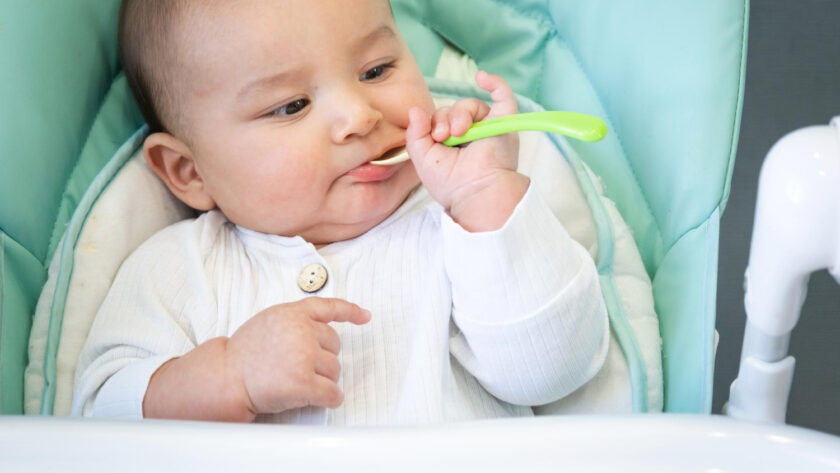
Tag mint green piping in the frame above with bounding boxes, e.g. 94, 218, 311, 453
0, 233, 6, 410
40, 126, 148, 415
548, 133, 649, 413
702, 209, 720, 412
719, 0, 750, 214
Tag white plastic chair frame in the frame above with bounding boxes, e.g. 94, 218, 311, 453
727, 116, 840, 423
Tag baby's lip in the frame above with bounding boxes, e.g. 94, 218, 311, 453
344, 159, 402, 182
369, 145, 409, 166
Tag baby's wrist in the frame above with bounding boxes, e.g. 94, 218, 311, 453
448, 171, 530, 232
221, 337, 258, 422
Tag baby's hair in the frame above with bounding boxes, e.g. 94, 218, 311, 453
119, 0, 188, 135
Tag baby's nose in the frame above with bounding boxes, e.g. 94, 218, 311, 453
330, 97, 383, 142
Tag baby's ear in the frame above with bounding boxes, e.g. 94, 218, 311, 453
143, 133, 216, 211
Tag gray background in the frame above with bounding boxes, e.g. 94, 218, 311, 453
713, 0, 840, 434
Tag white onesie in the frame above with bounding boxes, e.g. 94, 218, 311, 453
72, 131, 660, 424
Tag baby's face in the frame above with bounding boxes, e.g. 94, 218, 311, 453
178, 0, 434, 244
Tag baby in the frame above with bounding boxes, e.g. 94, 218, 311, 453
71, 0, 610, 423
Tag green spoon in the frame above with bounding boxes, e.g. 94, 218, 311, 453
370, 111, 607, 166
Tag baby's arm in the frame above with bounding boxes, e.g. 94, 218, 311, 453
442, 183, 609, 406
407, 73, 608, 406
144, 298, 369, 422
72, 221, 368, 422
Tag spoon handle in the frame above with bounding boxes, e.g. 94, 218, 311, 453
442, 111, 607, 147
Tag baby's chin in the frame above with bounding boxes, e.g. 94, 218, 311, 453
311, 168, 421, 244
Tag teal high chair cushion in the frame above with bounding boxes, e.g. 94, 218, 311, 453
0, 0, 748, 415
0, 1, 144, 413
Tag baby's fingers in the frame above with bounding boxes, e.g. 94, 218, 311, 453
307, 375, 344, 409
430, 107, 452, 142
475, 70, 518, 118
316, 323, 341, 355
442, 99, 490, 140
314, 351, 341, 382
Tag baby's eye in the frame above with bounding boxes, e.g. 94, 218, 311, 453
271, 98, 310, 117
360, 63, 394, 82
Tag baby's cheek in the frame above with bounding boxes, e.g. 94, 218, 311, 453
414, 85, 436, 115
399, 91, 436, 128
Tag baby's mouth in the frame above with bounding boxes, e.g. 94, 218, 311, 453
369, 146, 409, 166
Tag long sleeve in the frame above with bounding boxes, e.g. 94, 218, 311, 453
70, 218, 220, 418
443, 182, 609, 406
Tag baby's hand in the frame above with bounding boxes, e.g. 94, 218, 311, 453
406, 71, 529, 232
225, 298, 370, 416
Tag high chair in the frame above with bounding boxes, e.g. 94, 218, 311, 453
728, 116, 840, 423
0, 0, 747, 417
6, 1, 840, 471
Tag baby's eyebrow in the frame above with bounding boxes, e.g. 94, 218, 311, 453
352, 25, 396, 51
237, 68, 298, 100
237, 25, 396, 101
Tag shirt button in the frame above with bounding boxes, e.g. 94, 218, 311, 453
298, 263, 328, 293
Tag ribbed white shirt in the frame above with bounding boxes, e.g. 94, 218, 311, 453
72, 135, 609, 425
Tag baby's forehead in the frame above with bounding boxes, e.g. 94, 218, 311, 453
181, 0, 394, 39
167, 0, 401, 102
181, 4, 397, 65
